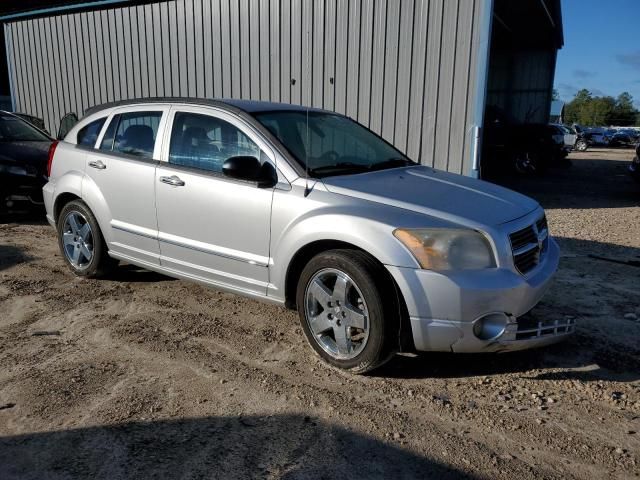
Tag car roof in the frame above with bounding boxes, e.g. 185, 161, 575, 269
83, 97, 331, 117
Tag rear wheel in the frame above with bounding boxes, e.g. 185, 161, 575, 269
57, 200, 116, 277
296, 249, 398, 374
575, 139, 588, 151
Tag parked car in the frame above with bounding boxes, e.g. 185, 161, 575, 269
0, 110, 54, 214
609, 130, 638, 148
483, 107, 570, 175
550, 123, 577, 151
44, 98, 569, 373
630, 143, 640, 183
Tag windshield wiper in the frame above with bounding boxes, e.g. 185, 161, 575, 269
368, 158, 416, 171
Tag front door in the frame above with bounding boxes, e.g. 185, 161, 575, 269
154, 107, 275, 295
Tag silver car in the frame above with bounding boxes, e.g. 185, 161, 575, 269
43, 98, 572, 373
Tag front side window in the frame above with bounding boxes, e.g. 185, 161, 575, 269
168, 112, 260, 173
77, 117, 106, 147
252, 111, 413, 178
99, 111, 162, 158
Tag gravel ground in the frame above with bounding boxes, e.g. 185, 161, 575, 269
0, 148, 639, 479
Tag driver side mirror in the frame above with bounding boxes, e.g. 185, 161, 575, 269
222, 155, 277, 187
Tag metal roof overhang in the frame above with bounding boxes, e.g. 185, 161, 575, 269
492, 0, 564, 50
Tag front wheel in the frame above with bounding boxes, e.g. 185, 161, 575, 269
296, 249, 398, 374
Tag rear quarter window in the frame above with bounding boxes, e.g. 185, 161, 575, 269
77, 117, 107, 147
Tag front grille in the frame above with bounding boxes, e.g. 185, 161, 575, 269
509, 215, 548, 274
516, 313, 575, 340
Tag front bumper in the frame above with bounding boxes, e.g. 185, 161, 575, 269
387, 237, 567, 353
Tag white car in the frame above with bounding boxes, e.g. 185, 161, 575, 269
43, 98, 571, 373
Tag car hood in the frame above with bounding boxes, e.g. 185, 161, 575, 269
321, 166, 540, 226
0, 141, 52, 175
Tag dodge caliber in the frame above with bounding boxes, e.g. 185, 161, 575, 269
43, 99, 572, 373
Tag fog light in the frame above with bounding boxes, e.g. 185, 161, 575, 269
473, 313, 509, 340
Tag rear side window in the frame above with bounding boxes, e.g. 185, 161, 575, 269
99, 111, 162, 159
77, 117, 106, 147
168, 112, 260, 173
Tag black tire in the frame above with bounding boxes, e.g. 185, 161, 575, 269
575, 140, 588, 152
56, 199, 116, 278
296, 249, 398, 374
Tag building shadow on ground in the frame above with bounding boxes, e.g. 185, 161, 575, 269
0, 414, 473, 480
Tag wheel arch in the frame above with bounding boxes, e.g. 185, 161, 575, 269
284, 239, 415, 353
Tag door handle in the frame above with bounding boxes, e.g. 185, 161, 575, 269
159, 175, 185, 187
88, 160, 106, 170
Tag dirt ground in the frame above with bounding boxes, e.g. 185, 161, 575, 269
1, 148, 639, 479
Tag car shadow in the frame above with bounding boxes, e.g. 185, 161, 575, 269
0, 414, 473, 479
104, 263, 176, 283
0, 210, 49, 226
0, 244, 31, 272
487, 158, 639, 210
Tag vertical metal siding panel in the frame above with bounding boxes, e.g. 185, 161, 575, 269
357, 0, 374, 126
176, 0, 189, 96
369, 0, 387, 134
8, 25, 23, 112
406, 0, 428, 159
24, 21, 41, 118
115, 9, 129, 99
420, 0, 443, 167
47, 19, 64, 124
381, 0, 400, 142
323, 0, 336, 110
394, 0, 414, 153
31, 19, 50, 126
68, 15, 85, 111
312, 0, 324, 108
74, 15, 89, 112
15, 24, 30, 114
184, 0, 197, 97
239, 0, 251, 98
107, 9, 122, 100
448, 0, 473, 174
259, 0, 271, 100
345, 0, 360, 119
202, 0, 214, 97
168, 1, 181, 96
220, 0, 232, 97
37, 19, 57, 133
280, 0, 291, 103
269, 0, 280, 102
145, 4, 158, 97
301, 0, 312, 107
158, 3, 171, 96
334, 0, 347, 114
193, 0, 205, 97
94, 12, 109, 103
211, 0, 224, 97
229, 0, 241, 97
63, 16, 82, 115
136, 6, 149, 99
433, 0, 458, 170
84, 12, 99, 107
248, 0, 261, 100
463, 0, 482, 175
290, 0, 301, 104
28, 20, 45, 127
122, 8, 135, 99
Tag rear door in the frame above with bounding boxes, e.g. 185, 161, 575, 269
85, 105, 170, 266
154, 106, 275, 295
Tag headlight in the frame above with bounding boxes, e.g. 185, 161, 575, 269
393, 228, 496, 270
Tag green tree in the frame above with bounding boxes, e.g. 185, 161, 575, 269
609, 92, 637, 126
563, 89, 639, 126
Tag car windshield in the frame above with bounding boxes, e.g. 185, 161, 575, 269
252, 111, 415, 177
0, 114, 50, 142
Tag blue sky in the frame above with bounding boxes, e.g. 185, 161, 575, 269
554, 0, 640, 107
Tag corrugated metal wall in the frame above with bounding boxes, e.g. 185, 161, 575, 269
3, 0, 489, 174
486, 49, 556, 124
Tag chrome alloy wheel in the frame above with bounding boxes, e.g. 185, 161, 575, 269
304, 268, 370, 360
62, 211, 94, 269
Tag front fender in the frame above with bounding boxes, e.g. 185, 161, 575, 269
268, 188, 429, 297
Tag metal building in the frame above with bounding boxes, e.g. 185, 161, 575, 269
1, 0, 563, 176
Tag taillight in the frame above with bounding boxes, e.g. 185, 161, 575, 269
47, 141, 59, 178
